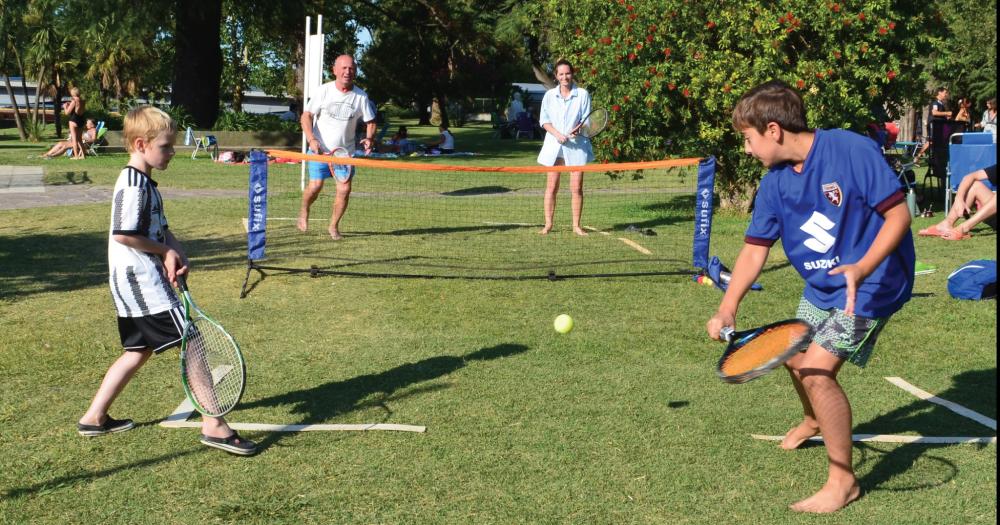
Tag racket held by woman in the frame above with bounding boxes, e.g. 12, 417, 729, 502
716, 319, 814, 384
569, 107, 609, 140
177, 275, 246, 416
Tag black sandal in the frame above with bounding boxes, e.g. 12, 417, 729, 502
200, 432, 258, 456
77, 416, 135, 437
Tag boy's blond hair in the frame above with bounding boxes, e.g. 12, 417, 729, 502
732, 80, 809, 134
123, 106, 177, 153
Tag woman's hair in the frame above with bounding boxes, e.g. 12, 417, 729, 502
69, 87, 80, 97
553, 59, 574, 74
123, 106, 177, 153
732, 80, 809, 133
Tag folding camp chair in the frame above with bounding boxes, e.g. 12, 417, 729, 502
84, 121, 108, 156
192, 134, 219, 160
945, 132, 996, 214
514, 112, 534, 140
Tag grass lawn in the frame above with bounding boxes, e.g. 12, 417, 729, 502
0, 122, 995, 524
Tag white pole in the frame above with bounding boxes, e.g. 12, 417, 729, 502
301, 15, 325, 191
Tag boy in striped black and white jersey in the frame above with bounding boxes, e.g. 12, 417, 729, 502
79, 106, 256, 455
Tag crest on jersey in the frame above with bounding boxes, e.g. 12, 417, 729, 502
822, 182, 842, 207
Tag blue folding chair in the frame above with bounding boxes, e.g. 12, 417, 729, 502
946, 132, 996, 214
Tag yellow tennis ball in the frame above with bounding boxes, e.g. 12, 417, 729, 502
554, 314, 574, 334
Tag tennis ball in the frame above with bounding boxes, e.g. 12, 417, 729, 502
703, 277, 715, 286
554, 314, 574, 334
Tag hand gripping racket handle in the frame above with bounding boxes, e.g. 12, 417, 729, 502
176, 273, 189, 293
720, 326, 735, 343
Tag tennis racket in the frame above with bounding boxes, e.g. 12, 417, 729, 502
177, 275, 246, 417
716, 319, 814, 384
326, 146, 353, 183
569, 107, 609, 140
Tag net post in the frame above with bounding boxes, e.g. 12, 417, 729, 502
692, 155, 717, 270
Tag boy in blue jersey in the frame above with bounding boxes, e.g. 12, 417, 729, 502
706, 81, 914, 513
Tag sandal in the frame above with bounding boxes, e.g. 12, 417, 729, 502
77, 416, 135, 436
200, 432, 258, 456
918, 225, 952, 237
940, 229, 971, 240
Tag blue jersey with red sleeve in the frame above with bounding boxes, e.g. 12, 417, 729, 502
745, 129, 915, 317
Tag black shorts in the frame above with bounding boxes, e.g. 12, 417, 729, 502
69, 113, 85, 127
118, 307, 185, 354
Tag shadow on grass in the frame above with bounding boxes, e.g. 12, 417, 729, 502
242, 343, 530, 451
854, 368, 996, 494
2, 449, 202, 500
0, 231, 246, 300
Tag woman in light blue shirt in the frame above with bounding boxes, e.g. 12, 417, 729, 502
537, 59, 594, 236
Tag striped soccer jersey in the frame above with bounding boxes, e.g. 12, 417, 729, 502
108, 166, 180, 317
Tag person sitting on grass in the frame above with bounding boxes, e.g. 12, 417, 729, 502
77, 106, 257, 456
919, 165, 997, 240
41, 119, 97, 159
425, 124, 455, 154
706, 80, 914, 514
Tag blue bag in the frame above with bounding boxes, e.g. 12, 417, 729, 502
947, 260, 997, 300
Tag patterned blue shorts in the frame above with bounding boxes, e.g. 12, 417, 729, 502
795, 298, 889, 368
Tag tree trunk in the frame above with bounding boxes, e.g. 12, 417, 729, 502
2, 74, 27, 140
172, 0, 223, 128
53, 70, 63, 139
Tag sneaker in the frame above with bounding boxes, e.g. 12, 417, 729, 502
77, 416, 135, 436
200, 432, 258, 456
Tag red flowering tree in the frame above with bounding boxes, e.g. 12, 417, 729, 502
540, 0, 943, 207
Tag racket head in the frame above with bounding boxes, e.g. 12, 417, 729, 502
327, 147, 353, 183
577, 108, 609, 138
716, 319, 814, 384
180, 313, 247, 416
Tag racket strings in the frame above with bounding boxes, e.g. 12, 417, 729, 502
580, 110, 608, 137
719, 324, 812, 376
183, 318, 243, 415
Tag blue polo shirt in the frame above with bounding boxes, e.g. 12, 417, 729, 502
745, 129, 915, 317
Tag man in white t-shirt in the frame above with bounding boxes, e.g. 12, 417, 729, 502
298, 54, 377, 240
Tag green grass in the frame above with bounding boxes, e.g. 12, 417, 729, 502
0, 123, 995, 524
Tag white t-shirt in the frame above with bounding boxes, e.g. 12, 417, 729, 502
305, 82, 377, 152
441, 130, 455, 150
108, 167, 181, 317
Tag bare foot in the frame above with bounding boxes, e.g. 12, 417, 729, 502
781, 420, 820, 450
329, 228, 342, 240
297, 215, 308, 232
789, 481, 861, 513
538, 225, 552, 235
573, 227, 588, 236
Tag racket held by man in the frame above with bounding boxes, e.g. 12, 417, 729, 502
569, 107, 609, 140
326, 146, 353, 183
716, 319, 814, 384
177, 275, 246, 417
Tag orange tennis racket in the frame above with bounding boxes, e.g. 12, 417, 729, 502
717, 319, 814, 384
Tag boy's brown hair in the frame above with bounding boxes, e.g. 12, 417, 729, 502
123, 106, 177, 153
732, 80, 810, 134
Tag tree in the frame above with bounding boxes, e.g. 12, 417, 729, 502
538, 0, 944, 208
172, 0, 223, 128
357, 0, 522, 127
928, 0, 996, 103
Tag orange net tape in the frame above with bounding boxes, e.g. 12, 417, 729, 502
266, 149, 702, 174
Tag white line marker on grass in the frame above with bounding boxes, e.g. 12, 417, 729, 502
582, 226, 653, 255
752, 434, 996, 444
885, 376, 996, 430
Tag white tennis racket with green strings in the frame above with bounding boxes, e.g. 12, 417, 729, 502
176, 275, 246, 416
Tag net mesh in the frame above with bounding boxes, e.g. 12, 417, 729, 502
719, 323, 812, 377
182, 318, 244, 416
251, 151, 703, 280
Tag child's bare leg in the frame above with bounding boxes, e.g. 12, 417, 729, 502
570, 171, 587, 236
298, 180, 324, 231
80, 350, 152, 425
781, 360, 820, 450
540, 171, 560, 234
789, 345, 860, 513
